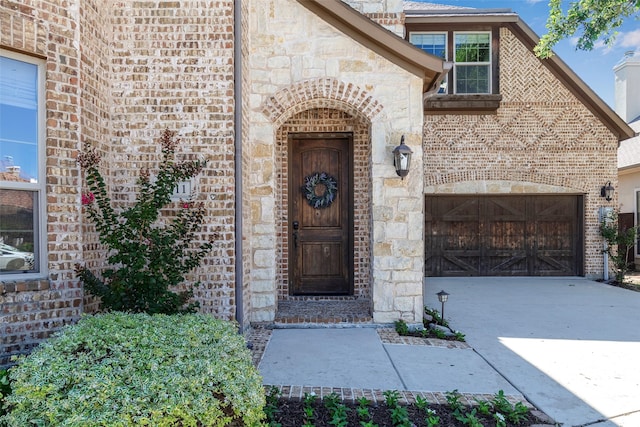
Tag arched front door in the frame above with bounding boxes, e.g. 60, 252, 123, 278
288, 133, 353, 295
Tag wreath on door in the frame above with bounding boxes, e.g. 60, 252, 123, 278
302, 172, 338, 209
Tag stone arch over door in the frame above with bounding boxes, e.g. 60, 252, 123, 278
262, 78, 383, 126
262, 79, 383, 300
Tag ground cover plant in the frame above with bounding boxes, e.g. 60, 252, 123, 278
264, 387, 548, 426
1, 313, 265, 427
394, 308, 466, 342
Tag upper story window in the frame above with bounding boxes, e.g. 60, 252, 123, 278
0, 50, 44, 276
408, 27, 500, 111
409, 29, 497, 96
454, 32, 491, 94
409, 32, 448, 94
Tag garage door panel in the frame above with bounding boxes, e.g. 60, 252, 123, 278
443, 221, 481, 250
487, 221, 526, 250
487, 254, 528, 275
425, 195, 583, 277
439, 197, 480, 220
441, 253, 482, 276
534, 252, 574, 275
535, 221, 574, 250
485, 197, 526, 219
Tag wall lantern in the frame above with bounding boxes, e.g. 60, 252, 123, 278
436, 290, 449, 325
600, 181, 614, 201
393, 135, 413, 179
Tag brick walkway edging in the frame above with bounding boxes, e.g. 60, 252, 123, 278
264, 384, 525, 407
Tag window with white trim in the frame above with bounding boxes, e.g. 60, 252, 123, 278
409, 32, 448, 93
454, 32, 491, 94
409, 30, 493, 95
0, 51, 44, 275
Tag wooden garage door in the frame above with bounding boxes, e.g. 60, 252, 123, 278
425, 195, 583, 276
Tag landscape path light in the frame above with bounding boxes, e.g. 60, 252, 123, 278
436, 290, 449, 325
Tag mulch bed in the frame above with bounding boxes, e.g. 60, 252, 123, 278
269, 398, 550, 426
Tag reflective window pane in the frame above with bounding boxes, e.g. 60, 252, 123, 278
409, 32, 448, 94
409, 33, 447, 58
454, 33, 491, 94
0, 56, 39, 183
0, 189, 36, 273
456, 65, 490, 94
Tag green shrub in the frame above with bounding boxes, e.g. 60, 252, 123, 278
75, 129, 213, 314
1, 312, 265, 427
600, 209, 639, 284
0, 368, 10, 419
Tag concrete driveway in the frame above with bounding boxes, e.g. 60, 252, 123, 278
425, 277, 640, 427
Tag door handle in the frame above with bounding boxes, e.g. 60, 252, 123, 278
292, 221, 299, 248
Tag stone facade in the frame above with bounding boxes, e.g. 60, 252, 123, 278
248, 0, 426, 323
0, 0, 626, 366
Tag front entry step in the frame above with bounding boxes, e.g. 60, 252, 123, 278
274, 299, 372, 327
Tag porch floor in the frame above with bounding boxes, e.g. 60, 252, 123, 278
274, 299, 372, 325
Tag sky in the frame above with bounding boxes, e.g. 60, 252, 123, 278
413, 0, 640, 108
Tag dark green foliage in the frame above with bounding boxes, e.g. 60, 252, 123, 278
324, 393, 349, 427
264, 387, 282, 427
0, 369, 10, 419
394, 319, 409, 335
600, 210, 639, 284
424, 307, 448, 328
303, 392, 316, 426
536, 0, 639, 58
445, 389, 464, 413
75, 129, 214, 314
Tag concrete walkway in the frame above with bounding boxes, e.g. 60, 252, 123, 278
259, 277, 640, 426
260, 328, 519, 395
425, 277, 640, 427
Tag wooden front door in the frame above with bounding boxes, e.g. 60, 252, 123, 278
289, 133, 353, 295
425, 195, 583, 276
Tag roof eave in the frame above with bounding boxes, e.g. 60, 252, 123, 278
296, 0, 446, 92
405, 14, 519, 24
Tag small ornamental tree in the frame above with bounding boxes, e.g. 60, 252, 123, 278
75, 129, 213, 314
600, 209, 638, 284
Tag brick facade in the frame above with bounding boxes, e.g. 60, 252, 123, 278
1, 0, 238, 366
423, 28, 619, 278
1, 0, 85, 367
0, 0, 625, 366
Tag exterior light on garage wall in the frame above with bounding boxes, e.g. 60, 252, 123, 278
600, 181, 614, 201
436, 290, 449, 325
393, 135, 413, 179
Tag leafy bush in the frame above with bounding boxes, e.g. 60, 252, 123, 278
600, 209, 639, 284
1, 312, 265, 426
0, 368, 10, 418
75, 129, 213, 314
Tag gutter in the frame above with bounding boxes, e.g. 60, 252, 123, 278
233, 0, 244, 333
